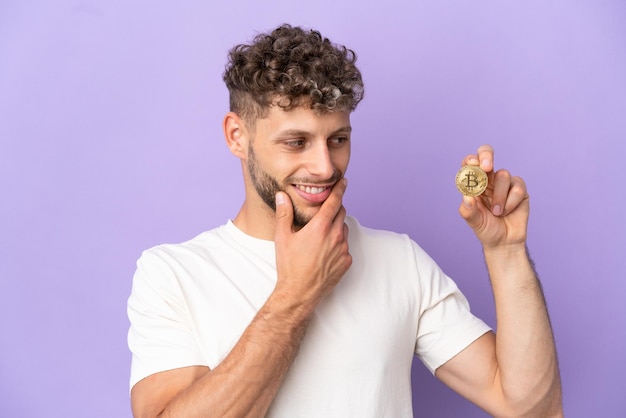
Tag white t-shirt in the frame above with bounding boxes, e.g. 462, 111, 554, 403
127, 216, 490, 417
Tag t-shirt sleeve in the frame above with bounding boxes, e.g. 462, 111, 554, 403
412, 242, 491, 374
127, 249, 206, 391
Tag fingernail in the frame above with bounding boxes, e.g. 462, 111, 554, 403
342, 178, 348, 186
463, 196, 473, 208
469, 157, 479, 165
492, 204, 502, 216
481, 158, 491, 170
275, 192, 285, 205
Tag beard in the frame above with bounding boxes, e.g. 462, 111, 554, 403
247, 145, 341, 228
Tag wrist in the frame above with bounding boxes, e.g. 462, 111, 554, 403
264, 288, 317, 326
483, 242, 527, 258
482, 243, 534, 274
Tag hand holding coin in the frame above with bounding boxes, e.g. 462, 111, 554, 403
457, 144, 531, 248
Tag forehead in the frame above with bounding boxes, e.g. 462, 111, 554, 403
255, 105, 351, 135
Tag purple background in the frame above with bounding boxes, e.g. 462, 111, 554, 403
1, 1, 624, 417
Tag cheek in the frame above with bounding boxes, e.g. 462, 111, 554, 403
253, 147, 290, 175
265, 161, 300, 185
333, 148, 351, 172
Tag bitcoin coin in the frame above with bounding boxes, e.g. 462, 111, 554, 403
455, 165, 488, 196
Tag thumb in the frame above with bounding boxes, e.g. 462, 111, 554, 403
458, 195, 484, 232
274, 191, 294, 238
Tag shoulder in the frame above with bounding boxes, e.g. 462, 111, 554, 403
129, 224, 231, 294
345, 216, 443, 274
137, 224, 229, 266
345, 216, 410, 244
346, 216, 426, 255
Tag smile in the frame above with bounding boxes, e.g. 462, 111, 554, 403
294, 184, 329, 195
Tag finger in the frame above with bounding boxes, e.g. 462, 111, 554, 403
332, 205, 347, 227
461, 154, 480, 167
341, 222, 352, 269
477, 144, 494, 172
315, 178, 348, 224
332, 216, 349, 247
274, 191, 294, 238
458, 195, 485, 232
502, 176, 528, 216
490, 169, 511, 216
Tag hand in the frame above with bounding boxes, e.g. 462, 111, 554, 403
273, 179, 352, 310
458, 145, 530, 249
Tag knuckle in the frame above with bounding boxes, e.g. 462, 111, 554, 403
328, 191, 342, 206
276, 209, 289, 219
330, 228, 344, 245
495, 169, 511, 181
510, 183, 526, 199
344, 254, 353, 270
512, 175, 526, 187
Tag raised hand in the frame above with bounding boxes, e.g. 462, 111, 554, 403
443, 146, 563, 417
458, 145, 530, 249
273, 179, 352, 312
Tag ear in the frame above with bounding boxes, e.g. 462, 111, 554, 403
223, 112, 248, 159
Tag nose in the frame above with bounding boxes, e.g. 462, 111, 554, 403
306, 141, 335, 180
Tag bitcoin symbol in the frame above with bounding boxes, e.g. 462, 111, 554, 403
464, 173, 479, 188
455, 165, 488, 196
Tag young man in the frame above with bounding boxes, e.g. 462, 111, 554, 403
127, 24, 562, 417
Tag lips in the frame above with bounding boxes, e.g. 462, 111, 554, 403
295, 185, 328, 194
292, 183, 333, 203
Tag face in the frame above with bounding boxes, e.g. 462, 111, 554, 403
245, 105, 351, 228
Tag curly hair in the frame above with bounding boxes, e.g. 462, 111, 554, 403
223, 24, 364, 126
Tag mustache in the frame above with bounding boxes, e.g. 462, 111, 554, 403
285, 170, 343, 186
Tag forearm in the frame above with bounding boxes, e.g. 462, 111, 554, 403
140, 183, 350, 417
484, 244, 562, 416
159, 292, 313, 418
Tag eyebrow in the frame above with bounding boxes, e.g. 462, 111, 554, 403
274, 126, 352, 139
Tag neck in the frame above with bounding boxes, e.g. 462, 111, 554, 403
233, 199, 277, 241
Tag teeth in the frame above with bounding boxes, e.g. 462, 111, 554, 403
296, 185, 326, 194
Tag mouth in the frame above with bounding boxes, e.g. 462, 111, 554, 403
294, 184, 330, 195
292, 183, 334, 204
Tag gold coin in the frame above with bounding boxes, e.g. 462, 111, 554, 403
455, 165, 488, 196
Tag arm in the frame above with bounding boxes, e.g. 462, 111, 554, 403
435, 146, 562, 417
131, 180, 352, 418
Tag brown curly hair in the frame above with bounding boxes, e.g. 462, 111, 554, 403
223, 24, 364, 127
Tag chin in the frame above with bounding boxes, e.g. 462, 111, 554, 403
292, 206, 320, 228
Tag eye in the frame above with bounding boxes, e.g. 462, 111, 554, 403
329, 137, 349, 147
284, 139, 306, 148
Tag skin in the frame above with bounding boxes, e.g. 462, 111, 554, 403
130, 106, 563, 417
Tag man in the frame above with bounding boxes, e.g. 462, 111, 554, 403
127, 24, 562, 417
